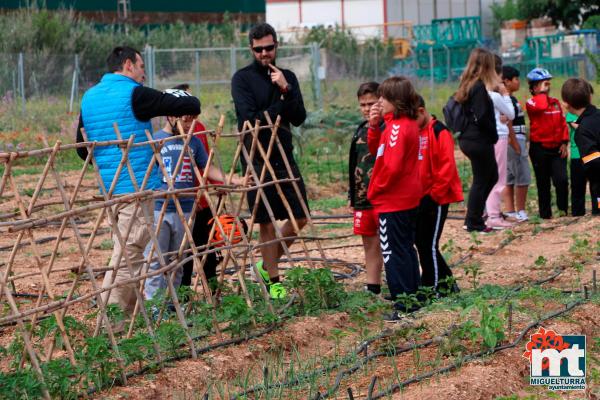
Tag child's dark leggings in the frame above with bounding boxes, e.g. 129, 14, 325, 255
378, 207, 420, 306
458, 139, 498, 229
181, 207, 220, 288
529, 142, 568, 219
583, 158, 600, 216
571, 158, 600, 216
415, 196, 454, 292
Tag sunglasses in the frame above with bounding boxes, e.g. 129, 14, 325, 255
252, 44, 276, 53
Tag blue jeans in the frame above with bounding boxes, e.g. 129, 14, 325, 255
144, 210, 191, 300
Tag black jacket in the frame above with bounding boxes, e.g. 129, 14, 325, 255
231, 60, 306, 168
75, 85, 200, 160
459, 80, 498, 145
575, 104, 600, 169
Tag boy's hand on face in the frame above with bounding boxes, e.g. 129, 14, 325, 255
369, 101, 383, 128
540, 81, 551, 93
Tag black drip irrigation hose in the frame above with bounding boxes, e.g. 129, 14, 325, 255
230, 264, 570, 400
367, 300, 586, 400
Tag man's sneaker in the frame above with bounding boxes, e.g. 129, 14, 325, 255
255, 260, 271, 285
269, 282, 287, 299
516, 210, 529, 222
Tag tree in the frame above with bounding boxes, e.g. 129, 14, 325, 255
491, 0, 599, 32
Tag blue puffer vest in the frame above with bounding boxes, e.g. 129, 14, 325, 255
81, 73, 159, 194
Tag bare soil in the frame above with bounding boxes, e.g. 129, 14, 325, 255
1, 170, 599, 399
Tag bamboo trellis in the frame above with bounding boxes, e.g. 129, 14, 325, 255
0, 115, 338, 398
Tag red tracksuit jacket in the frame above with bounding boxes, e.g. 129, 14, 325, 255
367, 113, 422, 213
525, 93, 568, 148
418, 118, 464, 205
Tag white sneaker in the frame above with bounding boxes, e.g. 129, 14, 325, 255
516, 210, 529, 222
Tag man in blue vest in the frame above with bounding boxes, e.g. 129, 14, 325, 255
78, 46, 200, 315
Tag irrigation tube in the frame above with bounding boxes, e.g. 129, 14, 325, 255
368, 299, 586, 400
230, 265, 570, 400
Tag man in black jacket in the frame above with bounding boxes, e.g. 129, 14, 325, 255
231, 23, 308, 299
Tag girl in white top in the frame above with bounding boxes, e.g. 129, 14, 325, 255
485, 68, 515, 229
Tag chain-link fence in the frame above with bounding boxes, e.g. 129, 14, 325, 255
2, 41, 597, 115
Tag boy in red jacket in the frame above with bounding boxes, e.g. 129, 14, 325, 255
525, 68, 569, 219
414, 96, 463, 295
367, 76, 423, 320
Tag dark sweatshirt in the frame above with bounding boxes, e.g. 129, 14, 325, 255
575, 104, 600, 169
459, 80, 498, 145
231, 60, 306, 169
76, 85, 201, 160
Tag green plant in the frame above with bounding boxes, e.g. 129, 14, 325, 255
533, 255, 547, 268
0, 369, 44, 400
156, 322, 186, 357
119, 332, 156, 372
42, 358, 79, 400
441, 239, 456, 261
463, 262, 482, 290
219, 295, 255, 337
76, 335, 119, 390
469, 231, 482, 248
99, 239, 114, 250
285, 267, 346, 315
459, 299, 506, 350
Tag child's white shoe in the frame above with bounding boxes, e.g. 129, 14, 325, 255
516, 210, 529, 222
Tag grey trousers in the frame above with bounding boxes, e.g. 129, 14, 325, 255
144, 210, 191, 300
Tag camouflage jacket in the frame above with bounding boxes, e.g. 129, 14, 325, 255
348, 121, 377, 210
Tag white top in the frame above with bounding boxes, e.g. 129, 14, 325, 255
488, 91, 515, 137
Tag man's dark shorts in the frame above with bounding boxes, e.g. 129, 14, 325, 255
246, 164, 310, 224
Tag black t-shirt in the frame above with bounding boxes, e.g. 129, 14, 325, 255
231, 60, 306, 169
510, 95, 527, 135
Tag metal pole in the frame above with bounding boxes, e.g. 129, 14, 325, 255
311, 42, 323, 111
69, 54, 79, 113
429, 46, 434, 104
18, 52, 25, 115
374, 44, 379, 82
194, 50, 201, 94
444, 44, 450, 82
230, 46, 237, 78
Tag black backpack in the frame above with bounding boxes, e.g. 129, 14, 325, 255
443, 95, 475, 137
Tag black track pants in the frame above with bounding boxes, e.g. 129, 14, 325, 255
378, 208, 420, 303
529, 142, 568, 219
458, 139, 498, 229
415, 197, 454, 292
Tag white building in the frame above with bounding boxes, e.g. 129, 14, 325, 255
267, 0, 500, 40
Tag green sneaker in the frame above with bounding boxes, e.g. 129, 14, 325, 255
269, 282, 287, 299
255, 260, 271, 285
